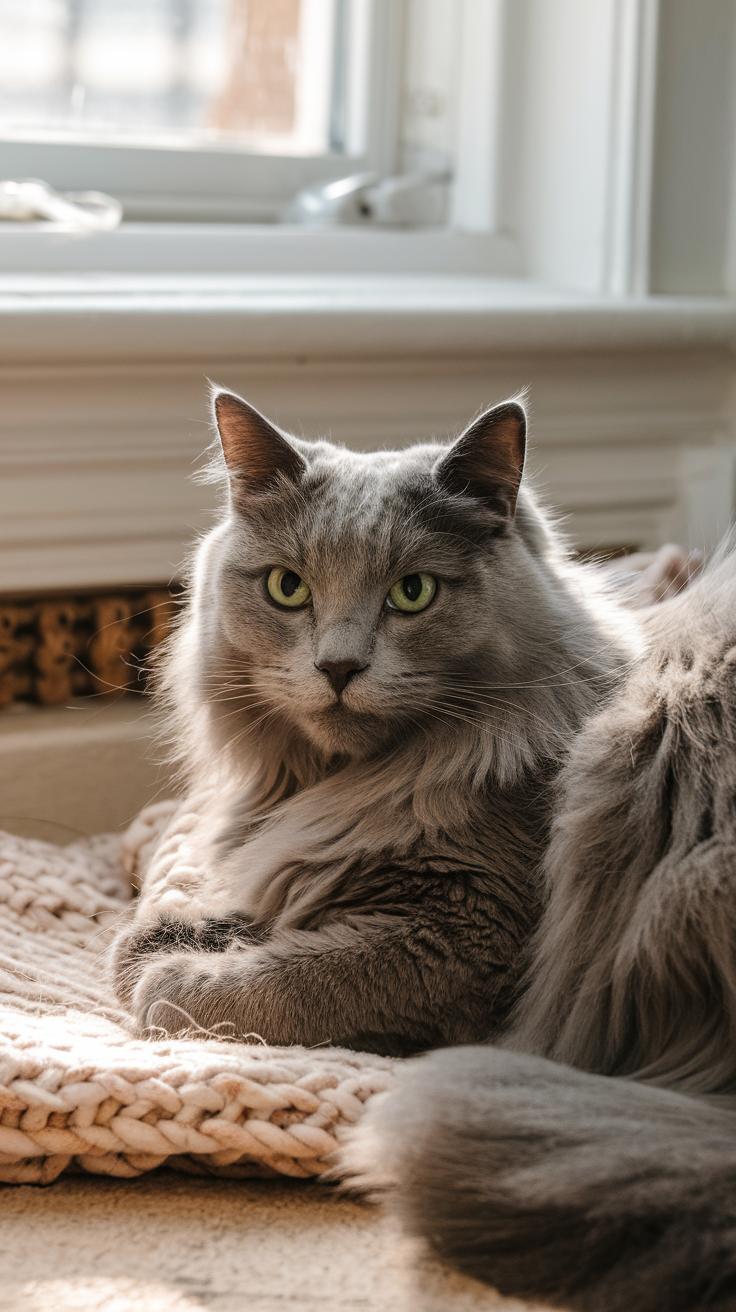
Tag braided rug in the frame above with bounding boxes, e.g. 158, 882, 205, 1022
0, 802, 394, 1184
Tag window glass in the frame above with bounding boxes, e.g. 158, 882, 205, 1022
0, 0, 344, 155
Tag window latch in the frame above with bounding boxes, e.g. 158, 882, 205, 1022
283, 168, 451, 228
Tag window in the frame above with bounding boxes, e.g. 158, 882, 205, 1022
2, 1, 731, 295
0, 0, 403, 221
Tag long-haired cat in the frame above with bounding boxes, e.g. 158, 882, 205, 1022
113, 389, 640, 1052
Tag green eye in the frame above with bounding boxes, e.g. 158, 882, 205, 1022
387, 573, 437, 613
266, 567, 311, 609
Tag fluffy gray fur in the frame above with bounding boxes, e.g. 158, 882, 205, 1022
112, 387, 640, 1060
350, 544, 736, 1311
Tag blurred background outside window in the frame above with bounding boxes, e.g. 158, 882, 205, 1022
0, 0, 413, 224
0, 0, 342, 156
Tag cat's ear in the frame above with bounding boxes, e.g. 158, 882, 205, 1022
435, 399, 527, 523
212, 388, 306, 493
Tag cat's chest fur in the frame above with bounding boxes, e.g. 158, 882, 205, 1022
208, 761, 554, 940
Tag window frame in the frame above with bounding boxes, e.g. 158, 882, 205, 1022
0, 0, 732, 299
0, 0, 406, 224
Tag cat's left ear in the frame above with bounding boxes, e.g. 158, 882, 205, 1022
434, 398, 527, 524
212, 388, 306, 494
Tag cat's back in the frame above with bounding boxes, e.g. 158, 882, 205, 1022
512, 542, 736, 1071
554, 545, 736, 867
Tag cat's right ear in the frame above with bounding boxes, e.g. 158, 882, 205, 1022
212, 388, 306, 494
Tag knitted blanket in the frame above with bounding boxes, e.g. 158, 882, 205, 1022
0, 802, 394, 1184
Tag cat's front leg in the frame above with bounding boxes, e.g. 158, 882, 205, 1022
129, 913, 509, 1053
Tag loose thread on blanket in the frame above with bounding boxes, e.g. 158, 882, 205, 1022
142, 998, 270, 1046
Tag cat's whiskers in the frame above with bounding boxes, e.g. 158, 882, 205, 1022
435, 686, 575, 743
347, 684, 520, 743
407, 695, 525, 746
208, 692, 275, 707
404, 621, 644, 694
223, 705, 283, 755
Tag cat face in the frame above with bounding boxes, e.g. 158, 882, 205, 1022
194, 390, 528, 760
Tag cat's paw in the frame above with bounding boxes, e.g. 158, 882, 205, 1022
111, 912, 258, 1006
131, 953, 243, 1040
110, 914, 199, 1006
131, 955, 196, 1037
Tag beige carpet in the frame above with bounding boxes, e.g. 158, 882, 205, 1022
1, 1174, 552, 1312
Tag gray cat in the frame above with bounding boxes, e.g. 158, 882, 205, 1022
113, 387, 640, 1056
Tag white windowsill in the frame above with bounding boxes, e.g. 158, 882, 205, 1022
0, 224, 519, 277
1, 271, 735, 365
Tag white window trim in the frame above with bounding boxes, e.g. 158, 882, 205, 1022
602, 0, 660, 296
450, 0, 507, 233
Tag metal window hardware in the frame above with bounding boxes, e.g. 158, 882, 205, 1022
283, 168, 451, 227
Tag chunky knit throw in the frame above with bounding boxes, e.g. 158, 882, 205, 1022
0, 802, 394, 1184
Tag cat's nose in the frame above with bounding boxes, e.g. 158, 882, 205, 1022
315, 659, 368, 697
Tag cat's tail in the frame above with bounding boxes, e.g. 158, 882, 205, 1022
347, 1046, 736, 1312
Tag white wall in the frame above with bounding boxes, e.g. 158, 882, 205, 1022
650, 0, 736, 294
